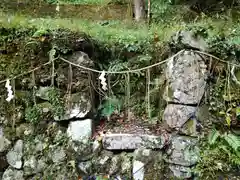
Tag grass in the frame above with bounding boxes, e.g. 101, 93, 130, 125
45, 0, 126, 5
0, 9, 240, 49
0, 11, 183, 45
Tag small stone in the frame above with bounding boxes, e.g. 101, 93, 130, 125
168, 165, 192, 179
2, 168, 24, 180
50, 147, 66, 163
67, 120, 92, 142
132, 160, 144, 180
6, 140, 23, 169
165, 135, 199, 166
0, 137, 11, 153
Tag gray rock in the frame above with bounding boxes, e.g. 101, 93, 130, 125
168, 165, 192, 179
163, 104, 197, 129
50, 147, 66, 163
102, 134, 167, 150
165, 135, 199, 166
67, 119, 92, 142
78, 161, 92, 175
54, 93, 92, 121
36, 86, 54, 101
171, 30, 208, 51
2, 168, 24, 180
0, 137, 11, 153
132, 160, 144, 180
134, 149, 152, 163
164, 50, 207, 104
68, 51, 94, 71
23, 156, 37, 175
6, 140, 23, 169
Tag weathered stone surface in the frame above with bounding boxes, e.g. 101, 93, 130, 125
6, 140, 23, 169
133, 160, 144, 180
49, 146, 66, 163
163, 104, 197, 129
54, 93, 92, 121
102, 134, 167, 150
36, 86, 54, 101
67, 51, 94, 72
67, 119, 92, 142
23, 156, 47, 176
165, 136, 199, 166
168, 164, 192, 179
171, 30, 208, 51
2, 168, 24, 180
164, 50, 207, 104
0, 137, 11, 153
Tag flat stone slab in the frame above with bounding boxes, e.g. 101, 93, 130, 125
102, 133, 169, 150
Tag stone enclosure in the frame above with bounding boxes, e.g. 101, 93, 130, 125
0, 30, 213, 180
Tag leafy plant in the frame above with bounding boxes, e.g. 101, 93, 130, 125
48, 87, 65, 119
98, 96, 122, 119
195, 129, 240, 179
25, 105, 42, 124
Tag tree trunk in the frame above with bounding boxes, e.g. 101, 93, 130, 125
133, 0, 146, 21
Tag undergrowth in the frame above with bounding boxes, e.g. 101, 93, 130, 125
195, 129, 240, 179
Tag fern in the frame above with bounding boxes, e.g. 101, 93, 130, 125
223, 133, 240, 156
208, 128, 220, 145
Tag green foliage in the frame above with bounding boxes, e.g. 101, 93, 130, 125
98, 96, 122, 118
195, 130, 240, 179
48, 88, 65, 119
25, 105, 42, 124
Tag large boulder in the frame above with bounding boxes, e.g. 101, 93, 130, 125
164, 50, 207, 105
163, 50, 208, 130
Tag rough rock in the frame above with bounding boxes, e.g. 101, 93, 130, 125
78, 161, 93, 175
102, 134, 168, 150
54, 93, 92, 121
36, 86, 54, 101
2, 168, 24, 180
165, 135, 199, 166
171, 30, 208, 51
164, 50, 207, 104
6, 140, 23, 169
168, 164, 192, 179
67, 51, 94, 71
163, 104, 197, 129
0, 137, 11, 153
67, 119, 92, 142
23, 156, 47, 176
50, 146, 66, 163
133, 160, 144, 180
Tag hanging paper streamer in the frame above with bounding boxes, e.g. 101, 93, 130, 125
99, 71, 107, 91
5, 79, 14, 102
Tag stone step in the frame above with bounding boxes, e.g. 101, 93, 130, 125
102, 133, 170, 150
